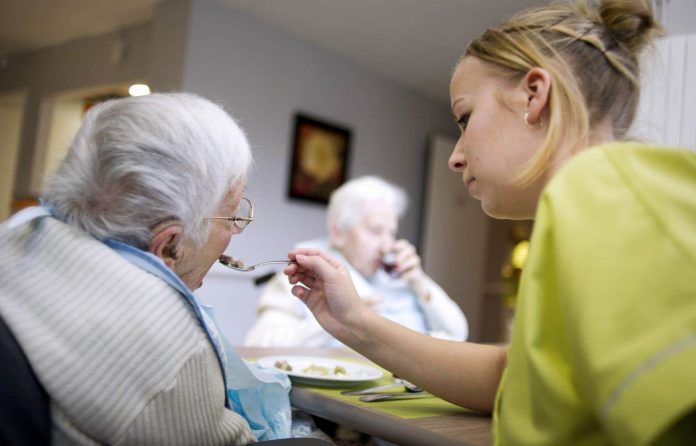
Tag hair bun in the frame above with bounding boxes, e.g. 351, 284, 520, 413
595, 0, 663, 54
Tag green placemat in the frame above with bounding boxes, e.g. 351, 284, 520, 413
294, 359, 471, 419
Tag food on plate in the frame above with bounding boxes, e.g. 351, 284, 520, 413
302, 364, 347, 376
264, 357, 360, 379
274, 359, 292, 371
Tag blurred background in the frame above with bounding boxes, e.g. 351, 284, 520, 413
1, 0, 694, 344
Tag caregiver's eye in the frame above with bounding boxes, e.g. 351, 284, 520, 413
456, 113, 470, 129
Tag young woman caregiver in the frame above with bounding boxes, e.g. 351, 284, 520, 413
283, 0, 696, 444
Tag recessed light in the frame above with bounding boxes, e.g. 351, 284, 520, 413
128, 84, 151, 96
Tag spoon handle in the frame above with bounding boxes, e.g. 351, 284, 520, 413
255, 260, 294, 266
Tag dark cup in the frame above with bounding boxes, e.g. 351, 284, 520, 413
381, 252, 398, 277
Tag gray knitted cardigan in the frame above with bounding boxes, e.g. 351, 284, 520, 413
0, 217, 254, 445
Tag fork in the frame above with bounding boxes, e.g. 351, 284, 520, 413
218, 255, 294, 272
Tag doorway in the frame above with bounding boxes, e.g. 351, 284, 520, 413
0, 91, 27, 220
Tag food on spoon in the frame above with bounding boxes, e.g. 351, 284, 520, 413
274, 360, 292, 371
219, 254, 245, 269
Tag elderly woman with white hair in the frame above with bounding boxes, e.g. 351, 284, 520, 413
244, 176, 468, 348
0, 93, 296, 445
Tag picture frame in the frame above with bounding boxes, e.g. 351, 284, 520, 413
287, 113, 352, 204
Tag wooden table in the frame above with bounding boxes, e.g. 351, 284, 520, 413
238, 347, 492, 446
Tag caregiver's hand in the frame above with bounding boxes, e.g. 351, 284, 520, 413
284, 248, 370, 344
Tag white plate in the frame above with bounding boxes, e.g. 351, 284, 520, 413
257, 355, 383, 387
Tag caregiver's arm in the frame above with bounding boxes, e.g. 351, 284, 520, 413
284, 248, 506, 413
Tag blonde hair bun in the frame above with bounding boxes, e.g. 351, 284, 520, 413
581, 0, 663, 55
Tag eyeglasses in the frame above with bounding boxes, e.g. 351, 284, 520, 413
204, 197, 254, 230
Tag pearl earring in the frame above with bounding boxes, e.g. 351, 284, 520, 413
524, 112, 543, 128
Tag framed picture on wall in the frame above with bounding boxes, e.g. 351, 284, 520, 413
287, 113, 351, 204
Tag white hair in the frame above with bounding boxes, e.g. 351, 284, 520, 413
43, 92, 252, 248
327, 176, 408, 233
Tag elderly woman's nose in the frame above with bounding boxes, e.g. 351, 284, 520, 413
380, 235, 394, 253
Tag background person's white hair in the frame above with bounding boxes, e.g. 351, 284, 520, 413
327, 176, 408, 233
43, 92, 252, 248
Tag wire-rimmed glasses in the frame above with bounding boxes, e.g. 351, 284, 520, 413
204, 197, 254, 230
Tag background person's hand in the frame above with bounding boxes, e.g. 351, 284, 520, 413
284, 248, 369, 342
390, 239, 431, 298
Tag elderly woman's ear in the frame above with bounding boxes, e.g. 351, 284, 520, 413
149, 221, 184, 268
328, 223, 347, 250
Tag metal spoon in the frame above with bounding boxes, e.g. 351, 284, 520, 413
218, 254, 294, 272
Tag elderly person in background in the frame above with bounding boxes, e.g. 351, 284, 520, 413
0, 93, 291, 445
244, 175, 468, 348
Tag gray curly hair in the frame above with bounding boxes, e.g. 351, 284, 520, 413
43, 92, 252, 248
327, 176, 408, 233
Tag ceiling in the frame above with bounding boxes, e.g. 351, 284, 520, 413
0, 0, 547, 105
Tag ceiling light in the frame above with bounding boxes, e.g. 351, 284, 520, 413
128, 84, 150, 97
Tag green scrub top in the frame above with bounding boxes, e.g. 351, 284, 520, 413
493, 143, 696, 445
